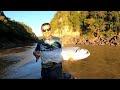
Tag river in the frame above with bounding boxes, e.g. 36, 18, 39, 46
0, 44, 120, 79
0, 43, 41, 79
63, 45, 120, 79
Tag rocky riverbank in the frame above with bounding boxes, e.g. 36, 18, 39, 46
61, 33, 120, 46
0, 38, 36, 49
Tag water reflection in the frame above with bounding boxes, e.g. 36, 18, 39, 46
0, 43, 41, 79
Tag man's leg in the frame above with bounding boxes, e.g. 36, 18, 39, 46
41, 68, 49, 79
41, 63, 63, 79
48, 65, 62, 79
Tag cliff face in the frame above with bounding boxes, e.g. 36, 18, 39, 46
0, 11, 39, 49
50, 11, 80, 37
50, 11, 120, 46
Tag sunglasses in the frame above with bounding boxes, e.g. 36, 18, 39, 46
42, 28, 51, 32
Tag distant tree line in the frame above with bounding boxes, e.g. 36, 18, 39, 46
0, 11, 39, 46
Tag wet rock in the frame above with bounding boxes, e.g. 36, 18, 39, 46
109, 35, 118, 46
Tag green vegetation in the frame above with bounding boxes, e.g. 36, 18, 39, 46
50, 11, 120, 45
0, 11, 39, 48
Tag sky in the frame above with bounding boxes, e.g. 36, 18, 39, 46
4, 11, 57, 37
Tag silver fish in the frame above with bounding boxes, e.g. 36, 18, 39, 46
38, 47, 90, 63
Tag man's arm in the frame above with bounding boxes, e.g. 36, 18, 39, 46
33, 50, 40, 62
33, 42, 41, 62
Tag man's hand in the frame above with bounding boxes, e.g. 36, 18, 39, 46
33, 50, 40, 62
68, 58, 75, 62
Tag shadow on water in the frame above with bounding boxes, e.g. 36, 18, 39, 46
0, 55, 23, 74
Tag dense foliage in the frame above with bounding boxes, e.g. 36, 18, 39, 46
0, 11, 39, 48
50, 11, 120, 45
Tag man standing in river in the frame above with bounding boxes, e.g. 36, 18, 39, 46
33, 23, 63, 79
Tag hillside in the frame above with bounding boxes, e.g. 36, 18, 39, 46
0, 11, 39, 49
50, 11, 120, 46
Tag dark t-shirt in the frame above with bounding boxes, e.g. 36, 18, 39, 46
35, 36, 62, 66
35, 36, 62, 51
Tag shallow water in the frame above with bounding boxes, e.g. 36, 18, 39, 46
0, 44, 41, 79
63, 45, 120, 79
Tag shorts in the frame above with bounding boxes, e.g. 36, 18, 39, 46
41, 62, 63, 79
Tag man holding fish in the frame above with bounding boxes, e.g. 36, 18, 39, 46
33, 23, 65, 79
33, 23, 90, 79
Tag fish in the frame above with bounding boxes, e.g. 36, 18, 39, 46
37, 47, 90, 63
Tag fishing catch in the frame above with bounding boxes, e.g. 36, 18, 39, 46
39, 47, 90, 63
